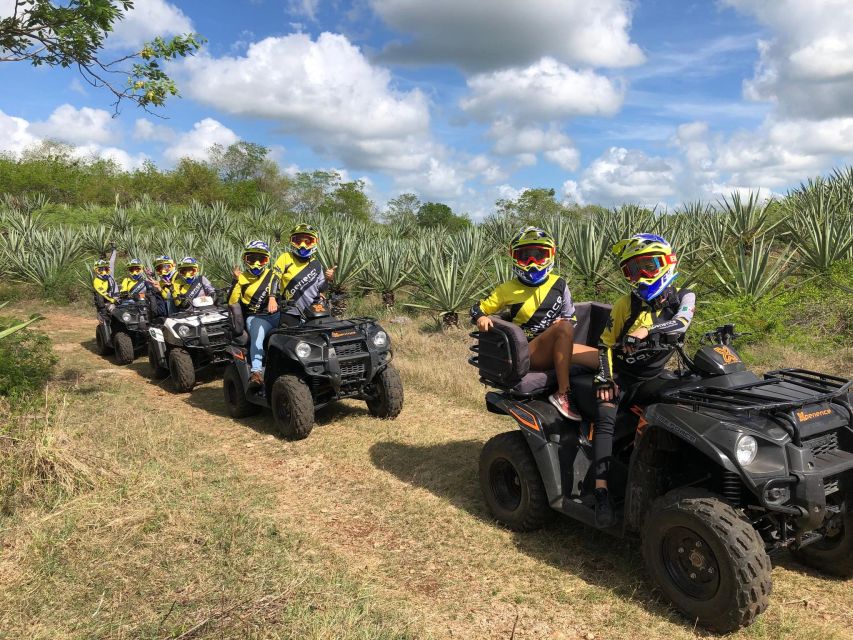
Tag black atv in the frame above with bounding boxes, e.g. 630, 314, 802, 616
147, 293, 232, 392
222, 298, 404, 440
94, 297, 152, 365
470, 303, 853, 633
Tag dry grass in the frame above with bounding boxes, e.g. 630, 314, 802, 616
1, 303, 851, 639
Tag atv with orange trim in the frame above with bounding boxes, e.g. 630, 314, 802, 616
471, 304, 853, 633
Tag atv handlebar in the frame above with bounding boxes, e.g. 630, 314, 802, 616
702, 324, 748, 346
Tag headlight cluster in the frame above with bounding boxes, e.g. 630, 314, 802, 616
735, 435, 758, 466
177, 324, 193, 338
372, 330, 388, 348
121, 312, 132, 322
295, 341, 312, 359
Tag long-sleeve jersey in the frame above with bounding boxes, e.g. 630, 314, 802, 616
271, 253, 328, 316
598, 287, 696, 380
172, 275, 216, 310
228, 268, 274, 316
120, 276, 155, 299
470, 273, 576, 340
92, 249, 118, 309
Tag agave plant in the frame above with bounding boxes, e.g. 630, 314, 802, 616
717, 191, 783, 248
361, 244, 410, 307
711, 237, 796, 302
79, 224, 112, 256
0, 206, 47, 237
108, 207, 135, 236
0, 302, 43, 339
559, 221, 616, 292
201, 234, 242, 287
316, 232, 368, 316
784, 180, 853, 270
406, 253, 488, 328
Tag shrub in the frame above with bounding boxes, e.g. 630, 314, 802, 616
0, 315, 56, 397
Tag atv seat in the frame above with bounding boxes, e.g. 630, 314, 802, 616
470, 301, 612, 398
229, 303, 250, 347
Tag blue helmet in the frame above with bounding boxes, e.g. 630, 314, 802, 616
178, 256, 200, 285
612, 233, 678, 302
242, 240, 270, 277
510, 226, 556, 286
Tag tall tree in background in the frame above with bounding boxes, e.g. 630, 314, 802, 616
0, 0, 203, 112
417, 202, 471, 231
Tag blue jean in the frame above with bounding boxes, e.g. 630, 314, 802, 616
246, 312, 280, 372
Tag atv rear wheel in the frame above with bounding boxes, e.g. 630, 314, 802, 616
95, 324, 112, 356
366, 365, 404, 419
642, 488, 771, 633
169, 348, 196, 392
271, 375, 315, 440
479, 431, 554, 532
114, 331, 135, 365
147, 341, 169, 379
223, 363, 260, 418
792, 499, 853, 578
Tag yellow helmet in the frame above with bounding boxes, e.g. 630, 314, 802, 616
290, 223, 319, 259
612, 233, 678, 301
509, 226, 556, 285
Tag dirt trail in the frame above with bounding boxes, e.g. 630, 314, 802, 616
40, 309, 853, 640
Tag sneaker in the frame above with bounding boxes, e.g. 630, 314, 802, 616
549, 390, 582, 422
594, 488, 616, 528
248, 370, 264, 388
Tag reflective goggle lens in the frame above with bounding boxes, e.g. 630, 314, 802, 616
180, 268, 198, 277
621, 255, 673, 282
128, 267, 142, 274
291, 234, 317, 247
96, 267, 109, 273
244, 253, 269, 265
155, 264, 173, 273
512, 245, 553, 266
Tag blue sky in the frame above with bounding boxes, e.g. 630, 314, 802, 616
2, 0, 853, 217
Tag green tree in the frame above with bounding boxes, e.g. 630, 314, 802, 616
384, 193, 420, 225
319, 180, 374, 223
208, 142, 270, 182
417, 201, 471, 231
0, 0, 204, 111
495, 187, 565, 222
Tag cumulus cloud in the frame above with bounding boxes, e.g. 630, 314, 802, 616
163, 118, 240, 163
724, 0, 853, 119
372, 0, 644, 71
133, 118, 177, 143
30, 104, 119, 146
180, 33, 430, 171
487, 118, 580, 171
108, 0, 193, 49
567, 147, 680, 206
0, 110, 40, 157
462, 58, 624, 121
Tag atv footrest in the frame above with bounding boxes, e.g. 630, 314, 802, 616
551, 496, 623, 532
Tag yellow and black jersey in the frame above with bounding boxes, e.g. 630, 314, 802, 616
228, 268, 274, 316
271, 252, 327, 314
471, 273, 576, 340
120, 277, 153, 299
172, 275, 216, 309
92, 276, 118, 308
598, 287, 696, 379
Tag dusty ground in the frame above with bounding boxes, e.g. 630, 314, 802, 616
2, 305, 852, 639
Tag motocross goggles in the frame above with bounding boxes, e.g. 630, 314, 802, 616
243, 252, 270, 266
95, 266, 110, 274
179, 267, 198, 278
127, 266, 143, 275
291, 233, 317, 249
620, 253, 676, 282
512, 244, 554, 267
155, 263, 174, 274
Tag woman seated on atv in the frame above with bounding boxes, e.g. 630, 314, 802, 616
270, 223, 336, 327
172, 257, 216, 310
229, 240, 278, 388
591, 233, 696, 526
119, 258, 158, 301
470, 226, 599, 421
150, 255, 177, 316
92, 247, 119, 313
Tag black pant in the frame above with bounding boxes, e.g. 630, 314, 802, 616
593, 370, 643, 482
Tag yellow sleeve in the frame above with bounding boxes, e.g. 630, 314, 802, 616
227, 277, 243, 305
478, 282, 509, 316
272, 253, 291, 279
598, 295, 631, 379
120, 278, 131, 293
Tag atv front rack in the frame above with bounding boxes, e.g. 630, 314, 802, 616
661, 368, 853, 445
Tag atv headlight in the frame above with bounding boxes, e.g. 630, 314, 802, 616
121, 312, 132, 322
295, 341, 312, 359
735, 435, 758, 466
372, 330, 388, 348
177, 324, 193, 338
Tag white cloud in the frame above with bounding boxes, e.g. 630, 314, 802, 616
180, 32, 430, 171
0, 109, 40, 157
372, 0, 644, 71
71, 144, 148, 171
108, 0, 193, 49
724, 0, 853, 118
462, 58, 624, 121
571, 147, 680, 205
289, 0, 320, 20
163, 118, 240, 163
30, 104, 119, 146
486, 118, 580, 171
133, 118, 177, 143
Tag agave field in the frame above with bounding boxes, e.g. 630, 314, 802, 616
1, 169, 852, 329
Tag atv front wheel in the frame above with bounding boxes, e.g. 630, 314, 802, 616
642, 489, 771, 633
147, 341, 169, 379
223, 363, 260, 418
479, 431, 554, 531
114, 331, 135, 365
169, 348, 196, 392
95, 325, 112, 356
271, 375, 315, 440
366, 365, 404, 419
792, 500, 853, 578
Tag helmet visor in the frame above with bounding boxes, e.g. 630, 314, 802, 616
155, 263, 173, 274
244, 252, 270, 266
621, 254, 675, 282
96, 266, 110, 274
180, 267, 198, 278
291, 233, 317, 248
128, 266, 143, 275
512, 245, 554, 267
